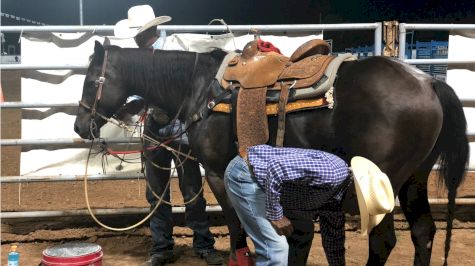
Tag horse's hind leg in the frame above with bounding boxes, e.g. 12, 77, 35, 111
399, 170, 436, 266
367, 213, 397, 265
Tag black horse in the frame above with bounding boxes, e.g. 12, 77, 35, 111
74, 41, 468, 265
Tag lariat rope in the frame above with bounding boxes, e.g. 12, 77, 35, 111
84, 139, 172, 231
82, 110, 206, 231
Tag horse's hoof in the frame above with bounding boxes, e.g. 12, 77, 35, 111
228, 247, 254, 266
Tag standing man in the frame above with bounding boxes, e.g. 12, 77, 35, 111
115, 5, 223, 266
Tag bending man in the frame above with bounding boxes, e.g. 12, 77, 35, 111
224, 144, 351, 266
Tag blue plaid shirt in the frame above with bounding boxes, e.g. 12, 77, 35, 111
247, 145, 350, 221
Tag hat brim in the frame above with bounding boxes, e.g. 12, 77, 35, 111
137, 16, 172, 35
354, 176, 386, 236
353, 175, 369, 236
351, 156, 393, 236
114, 16, 171, 39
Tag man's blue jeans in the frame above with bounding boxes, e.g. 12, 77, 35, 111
224, 155, 289, 265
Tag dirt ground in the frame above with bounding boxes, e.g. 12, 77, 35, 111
2, 70, 475, 265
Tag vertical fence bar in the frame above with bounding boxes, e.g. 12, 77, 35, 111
399, 23, 407, 59
374, 22, 383, 56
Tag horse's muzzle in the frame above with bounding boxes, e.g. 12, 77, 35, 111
74, 118, 99, 140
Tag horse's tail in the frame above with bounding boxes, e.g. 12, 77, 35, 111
432, 78, 469, 265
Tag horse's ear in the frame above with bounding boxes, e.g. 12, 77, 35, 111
103, 37, 111, 46
94, 40, 105, 61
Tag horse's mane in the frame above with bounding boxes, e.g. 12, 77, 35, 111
107, 46, 226, 93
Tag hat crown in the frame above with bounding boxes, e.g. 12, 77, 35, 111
114, 5, 171, 39
360, 171, 394, 215
127, 5, 156, 28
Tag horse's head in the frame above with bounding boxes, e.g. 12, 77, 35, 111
74, 41, 129, 139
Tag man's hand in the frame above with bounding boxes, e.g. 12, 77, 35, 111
270, 216, 294, 237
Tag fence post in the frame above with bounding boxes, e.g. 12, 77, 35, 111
383, 21, 399, 57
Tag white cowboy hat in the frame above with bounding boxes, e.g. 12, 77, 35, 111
114, 5, 171, 39
350, 156, 395, 236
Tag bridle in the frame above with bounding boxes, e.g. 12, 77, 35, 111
77, 49, 198, 163
78, 50, 109, 137
77, 48, 202, 158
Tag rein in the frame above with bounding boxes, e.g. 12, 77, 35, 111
79, 100, 197, 161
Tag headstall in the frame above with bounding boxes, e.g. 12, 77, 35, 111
79, 50, 109, 120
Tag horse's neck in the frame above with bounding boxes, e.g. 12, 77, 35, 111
118, 51, 154, 98
119, 49, 194, 114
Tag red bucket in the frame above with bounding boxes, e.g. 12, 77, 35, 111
42, 242, 103, 266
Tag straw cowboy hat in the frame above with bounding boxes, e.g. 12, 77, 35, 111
350, 156, 395, 236
114, 5, 171, 38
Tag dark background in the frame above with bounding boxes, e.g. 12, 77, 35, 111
2, 0, 475, 52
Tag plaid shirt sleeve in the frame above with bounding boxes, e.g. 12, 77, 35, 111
265, 158, 285, 220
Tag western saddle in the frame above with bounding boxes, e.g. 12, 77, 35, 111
218, 39, 339, 157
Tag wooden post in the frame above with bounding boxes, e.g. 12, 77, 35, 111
383, 21, 399, 57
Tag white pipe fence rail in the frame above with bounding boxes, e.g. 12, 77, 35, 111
2, 198, 475, 220
1, 164, 473, 184
2, 22, 474, 221
1, 137, 141, 146
4, 134, 475, 149
1, 63, 89, 70
0, 23, 383, 71
2, 173, 144, 183
0, 102, 78, 108
404, 59, 475, 65
398, 23, 475, 60
0, 23, 383, 35
1, 206, 224, 219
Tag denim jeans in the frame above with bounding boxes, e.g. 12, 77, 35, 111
224, 155, 289, 266
145, 144, 215, 256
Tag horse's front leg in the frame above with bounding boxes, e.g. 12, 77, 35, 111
367, 213, 397, 265
399, 173, 436, 266
206, 172, 249, 262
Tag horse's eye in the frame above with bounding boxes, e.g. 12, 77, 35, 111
85, 80, 95, 88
